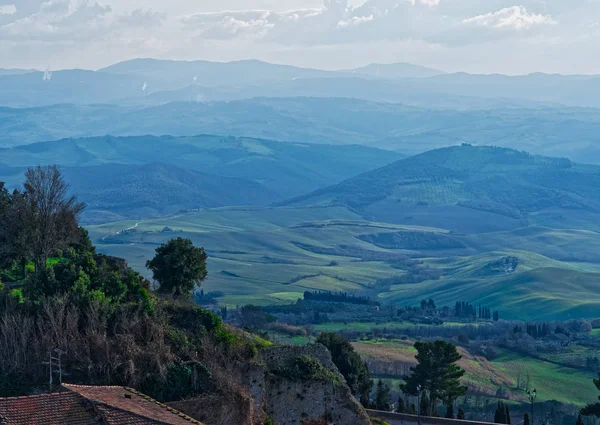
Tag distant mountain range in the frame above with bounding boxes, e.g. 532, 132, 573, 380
2, 58, 600, 108
284, 145, 600, 233
3, 97, 600, 164
0, 134, 401, 223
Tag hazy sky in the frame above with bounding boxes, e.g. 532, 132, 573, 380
1, 0, 599, 74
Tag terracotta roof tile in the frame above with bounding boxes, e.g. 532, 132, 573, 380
0, 385, 203, 425
64, 384, 202, 425
0, 391, 97, 425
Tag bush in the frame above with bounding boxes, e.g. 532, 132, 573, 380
275, 355, 337, 382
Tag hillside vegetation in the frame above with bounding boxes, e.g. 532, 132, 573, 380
285, 145, 600, 233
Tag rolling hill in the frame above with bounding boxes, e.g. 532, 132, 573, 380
87, 205, 600, 321
3, 98, 600, 166
0, 134, 401, 222
284, 145, 600, 233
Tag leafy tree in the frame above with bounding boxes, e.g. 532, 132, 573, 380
146, 237, 208, 297
582, 372, 600, 417
374, 379, 392, 411
11, 166, 85, 272
400, 340, 467, 413
316, 332, 372, 407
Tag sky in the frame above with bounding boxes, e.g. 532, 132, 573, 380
0, 0, 599, 74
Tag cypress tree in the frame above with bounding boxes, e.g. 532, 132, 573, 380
505, 405, 511, 424
495, 401, 506, 424
446, 403, 455, 419
458, 408, 465, 420
576, 414, 584, 425
397, 397, 406, 413
524, 413, 531, 425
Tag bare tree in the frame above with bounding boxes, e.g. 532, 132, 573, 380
14, 166, 85, 271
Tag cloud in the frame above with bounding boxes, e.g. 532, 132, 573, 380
337, 14, 373, 28
463, 6, 557, 30
0, 0, 161, 42
0, 4, 16, 15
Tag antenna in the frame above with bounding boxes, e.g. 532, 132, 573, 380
42, 348, 70, 392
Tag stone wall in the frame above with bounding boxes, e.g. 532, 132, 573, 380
367, 410, 496, 425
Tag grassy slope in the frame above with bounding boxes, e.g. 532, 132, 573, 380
89, 205, 600, 321
352, 340, 598, 406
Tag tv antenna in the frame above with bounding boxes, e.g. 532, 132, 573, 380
42, 348, 70, 391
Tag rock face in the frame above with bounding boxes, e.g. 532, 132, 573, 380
170, 344, 371, 425
253, 344, 371, 425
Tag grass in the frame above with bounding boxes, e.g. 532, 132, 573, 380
88, 205, 600, 321
351, 339, 599, 406
490, 349, 598, 406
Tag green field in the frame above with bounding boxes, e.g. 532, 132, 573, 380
351, 339, 598, 406
88, 205, 600, 321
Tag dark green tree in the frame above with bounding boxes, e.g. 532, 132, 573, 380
316, 332, 372, 407
582, 372, 600, 417
397, 396, 406, 413
420, 393, 430, 417
400, 340, 467, 413
505, 404, 511, 424
374, 379, 392, 411
458, 408, 465, 420
146, 237, 207, 297
446, 403, 455, 419
494, 402, 506, 424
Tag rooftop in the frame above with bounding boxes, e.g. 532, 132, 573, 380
0, 384, 203, 425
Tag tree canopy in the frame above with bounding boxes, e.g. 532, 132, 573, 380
316, 332, 372, 407
400, 340, 467, 413
146, 237, 208, 297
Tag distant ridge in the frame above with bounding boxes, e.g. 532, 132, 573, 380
348, 62, 446, 78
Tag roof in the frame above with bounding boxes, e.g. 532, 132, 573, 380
0, 384, 203, 425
